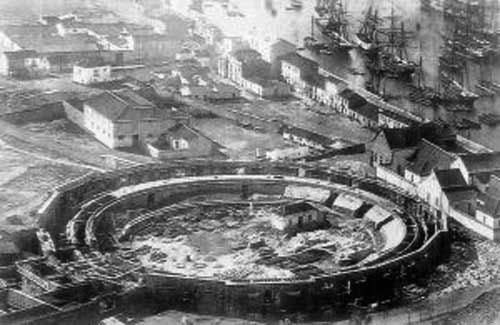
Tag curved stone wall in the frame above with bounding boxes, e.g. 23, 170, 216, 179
36, 161, 449, 317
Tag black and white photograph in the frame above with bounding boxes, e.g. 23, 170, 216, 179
0, 0, 499, 324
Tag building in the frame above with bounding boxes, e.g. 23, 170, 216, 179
331, 193, 367, 219
282, 201, 327, 232
281, 125, 335, 150
218, 48, 262, 85
378, 109, 417, 129
337, 89, 367, 116
417, 169, 477, 229
405, 139, 459, 184
83, 89, 188, 148
265, 146, 311, 161
348, 102, 379, 128
147, 123, 224, 159
451, 152, 500, 185
476, 175, 500, 230
218, 48, 287, 97
0, 25, 105, 75
1, 50, 50, 78
72, 63, 112, 85
219, 36, 248, 55
242, 77, 291, 98
280, 53, 319, 96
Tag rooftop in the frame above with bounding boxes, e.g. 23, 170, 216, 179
407, 139, 458, 177
1, 25, 100, 53
85, 89, 165, 122
339, 89, 367, 108
280, 52, 318, 78
435, 169, 468, 189
459, 152, 500, 174
281, 125, 334, 147
377, 121, 458, 150
350, 102, 379, 122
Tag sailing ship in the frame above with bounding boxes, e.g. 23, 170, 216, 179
354, 2, 381, 51
360, 1, 418, 80
313, 0, 354, 51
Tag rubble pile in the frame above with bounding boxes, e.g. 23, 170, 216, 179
411, 225, 500, 301
127, 202, 378, 280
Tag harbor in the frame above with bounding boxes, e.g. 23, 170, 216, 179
170, 0, 500, 150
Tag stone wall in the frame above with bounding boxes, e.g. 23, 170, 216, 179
0, 102, 66, 125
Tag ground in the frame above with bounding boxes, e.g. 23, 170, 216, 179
0, 118, 153, 236
127, 203, 375, 280
193, 117, 288, 159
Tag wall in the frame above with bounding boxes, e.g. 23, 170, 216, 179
376, 166, 417, 196
62, 101, 84, 129
449, 207, 497, 240
0, 102, 66, 124
34, 161, 448, 319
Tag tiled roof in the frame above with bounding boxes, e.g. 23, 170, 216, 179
380, 128, 420, 149
280, 52, 318, 77
85, 89, 162, 122
339, 89, 366, 108
2, 25, 100, 53
379, 121, 457, 150
445, 187, 476, 203
281, 125, 334, 147
435, 169, 467, 189
406, 139, 458, 176
241, 59, 272, 80
379, 108, 417, 126
350, 102, 379, 122
459, 152, 500, 174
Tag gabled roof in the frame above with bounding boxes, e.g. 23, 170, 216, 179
378, 128, 420, 149
241, 59, 272, 80
376, 121, 458, 150
165, 123, 200, 141
279, 52, 318, 78
379, 108, 417, 126
153, 123, 222, 151
350, 102, 379, 122
435, 169, 467, 189
1, 25, 100, 53
85, 89, 162, 121
458, 152, 500, 174
339, 89, 366, 108
271, 38, 296, 53
407, 139, 458, 176
281, 125, 334, 147
283, 201, 316, 215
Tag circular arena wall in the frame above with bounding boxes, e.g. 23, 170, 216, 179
37, 161, 449, 317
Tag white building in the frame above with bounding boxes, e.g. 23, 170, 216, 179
73, 63, 112, 85
83, 89, 188, 148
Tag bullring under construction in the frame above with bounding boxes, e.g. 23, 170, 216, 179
3, 161, 449, 324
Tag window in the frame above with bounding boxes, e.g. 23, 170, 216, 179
118, 135, 125, 141
173, 139, 181, 150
